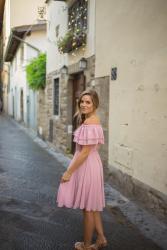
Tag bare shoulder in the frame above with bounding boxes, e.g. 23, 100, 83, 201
84, 115, 101, 125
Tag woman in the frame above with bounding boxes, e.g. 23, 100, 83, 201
57, 89, 107, 250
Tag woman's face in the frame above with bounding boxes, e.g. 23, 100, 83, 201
80, 94, 94, 116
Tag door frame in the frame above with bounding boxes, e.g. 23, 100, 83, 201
71, 71, 86, 153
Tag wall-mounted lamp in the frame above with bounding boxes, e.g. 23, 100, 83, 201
60, 65, 68, 74
79, 57, 87, 70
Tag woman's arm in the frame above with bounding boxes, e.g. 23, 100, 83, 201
61, 145, 92, 182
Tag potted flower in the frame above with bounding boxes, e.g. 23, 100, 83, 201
57, 29, 86, 54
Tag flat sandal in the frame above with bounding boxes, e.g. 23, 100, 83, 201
74, 242, 96, 250
91, 238, 108, 249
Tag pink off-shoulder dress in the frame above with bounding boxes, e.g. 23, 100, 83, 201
56, 124, 105, 211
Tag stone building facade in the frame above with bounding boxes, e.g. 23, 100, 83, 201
38, 0, 167, 220
38, 0, 109, 170
38, 52, 109, 171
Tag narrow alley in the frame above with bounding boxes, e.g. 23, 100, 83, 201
0, 114, 164, 250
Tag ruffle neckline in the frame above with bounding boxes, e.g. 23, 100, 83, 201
73, 123, 104, 145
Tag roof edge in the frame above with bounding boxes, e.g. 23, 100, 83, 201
12, 22, 46, 33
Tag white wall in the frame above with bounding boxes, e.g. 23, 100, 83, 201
9, 29, 46, 125
3, 0, 45, 56
96, 0, 167, 195
10, 48, 26, 121
47, 1, 68, 73
46, 0, 96, 72
2, 0, 47, 118
10, 0, 46, 27
26, 30, 47, 56
3, 0, 11, 53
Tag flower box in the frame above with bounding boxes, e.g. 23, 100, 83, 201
57, 30, 86, 54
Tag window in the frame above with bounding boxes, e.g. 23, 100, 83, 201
57, 0, 88, 54
53, 78, 59, 116
68, 0, 88, 32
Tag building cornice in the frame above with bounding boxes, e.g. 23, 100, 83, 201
4, 23, 46, 62
13, 23, 46, 33
4, 30, 27, 62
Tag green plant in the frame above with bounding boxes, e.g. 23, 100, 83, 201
57, 30, 73, 53
26, 53, 46, 90
57, 29, 86, 54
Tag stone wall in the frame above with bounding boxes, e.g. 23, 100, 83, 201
40, 70, 69, 153
108, 166, 167, 221
52, 74, 69, 152
38, 55, 109, 169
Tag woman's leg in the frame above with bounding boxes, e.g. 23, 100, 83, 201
93, 212, 106, 242
83, 210, 95, 246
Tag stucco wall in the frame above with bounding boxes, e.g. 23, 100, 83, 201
26, 30, 47, 55
96, 0, 167, 195
47, 0, 96, 73
1, 63, 9, 113
9, 30, 46, 125
47, 1, 68, 74
3, 0, 10, 57
10, 0, 45, 27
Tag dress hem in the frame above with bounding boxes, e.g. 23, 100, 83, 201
57, 203, 105, 212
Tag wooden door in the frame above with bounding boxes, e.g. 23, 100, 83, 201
71, 72, 85, 153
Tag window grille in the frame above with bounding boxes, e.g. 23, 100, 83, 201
68, 0, 88, 32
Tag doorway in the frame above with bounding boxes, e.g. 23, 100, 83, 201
71, 72, 86, 153
20, 89, 24, 121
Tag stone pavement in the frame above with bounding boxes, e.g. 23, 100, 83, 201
0, 114, 166, 250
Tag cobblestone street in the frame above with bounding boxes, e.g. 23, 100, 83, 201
0, 114, 165, 250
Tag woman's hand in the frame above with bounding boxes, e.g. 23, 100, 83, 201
61, 170, 72, 183
61, 145, 91, 183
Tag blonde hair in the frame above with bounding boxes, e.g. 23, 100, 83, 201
74, 89, 99, 126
